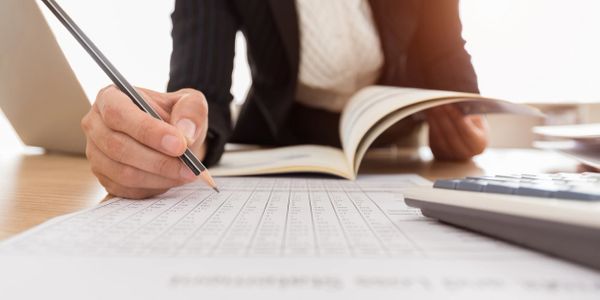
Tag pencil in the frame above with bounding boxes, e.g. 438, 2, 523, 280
41, 0, 219, 193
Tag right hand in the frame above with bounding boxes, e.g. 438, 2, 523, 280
81, 85, 209, 199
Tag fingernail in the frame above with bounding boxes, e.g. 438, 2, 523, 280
176, 119, 197, 142
180, 166, 197, 180
161, 135, 183, 155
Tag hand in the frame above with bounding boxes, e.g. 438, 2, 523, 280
81, 85, 209, 199
426, 104, 489, 161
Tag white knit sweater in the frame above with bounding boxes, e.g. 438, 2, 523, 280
295, 0, 384, 113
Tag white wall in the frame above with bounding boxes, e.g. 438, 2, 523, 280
38, 0, 251, 103
39, 0, 176, 99
461, 0, 600, 103
41, 0, 600, 105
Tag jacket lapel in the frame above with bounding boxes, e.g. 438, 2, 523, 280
268, 0, 299, 75
257, 0, 298, 140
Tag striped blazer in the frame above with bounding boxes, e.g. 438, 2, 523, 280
167, 0, 479, 166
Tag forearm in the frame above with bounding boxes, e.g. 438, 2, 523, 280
167, 0, 239, 166
417, 0, 479, 93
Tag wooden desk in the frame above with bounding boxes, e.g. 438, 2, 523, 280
0, 148, 580, 241
0, 151, 105, 240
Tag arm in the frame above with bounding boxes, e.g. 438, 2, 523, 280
167, 0, 239, 167
416, 0, 488, 160
415, 0, 479, 93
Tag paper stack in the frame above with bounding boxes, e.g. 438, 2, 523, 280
533, 123, 600, 170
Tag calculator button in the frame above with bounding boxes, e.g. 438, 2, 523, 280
456, 180, 487, 192
433, 180, 460, 190
515, 183, 558, 198
495, 175, 522, 180
483, 182, 519, 195
555, 188, 600, 201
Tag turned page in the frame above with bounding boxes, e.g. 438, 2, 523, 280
339, 86, 542, 173
339, 86, 479, 169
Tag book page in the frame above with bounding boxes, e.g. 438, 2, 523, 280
340, 86, 543, 173
1, 176, 599, 299
352, 98, 540, 170
353, 98, 462, 170
209, 145, 354, 179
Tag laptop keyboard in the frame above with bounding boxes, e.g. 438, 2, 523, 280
434, 173, 600, 201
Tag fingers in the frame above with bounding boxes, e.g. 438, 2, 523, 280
86, 139, 189, 190
426, 111, 453, 159
136, 88, 171, 121
426, 107, 473, 160
137, 87, 177, 114
94, 86, 188, 157
426, 105, 489, 161
469, 113, 487, 129
83, 85, 208, 199
95, 173, 168, 200
169, 89, 209, 145
444, 106, 489, 154
82, 109, 197, 181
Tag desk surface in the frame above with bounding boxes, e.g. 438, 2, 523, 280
0, 148, 581, 241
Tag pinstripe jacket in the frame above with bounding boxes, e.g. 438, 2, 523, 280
167, 0, 479, 166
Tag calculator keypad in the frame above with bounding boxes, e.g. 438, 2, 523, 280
434, 173, 600, 201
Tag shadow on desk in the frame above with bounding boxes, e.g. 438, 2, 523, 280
361, 147, 483, 180
360, 147, 579, 181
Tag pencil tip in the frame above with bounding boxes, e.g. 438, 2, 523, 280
200, 170, 220, 193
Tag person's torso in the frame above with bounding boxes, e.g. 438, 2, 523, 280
229, 0, 424, 145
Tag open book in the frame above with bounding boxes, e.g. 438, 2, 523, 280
211, 86, 542, 179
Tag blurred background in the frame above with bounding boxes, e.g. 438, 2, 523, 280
2, 0, 600, 151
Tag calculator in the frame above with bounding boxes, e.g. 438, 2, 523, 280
403, 173, 600, 270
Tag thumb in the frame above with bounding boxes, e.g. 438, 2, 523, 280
169, 89, 209, 146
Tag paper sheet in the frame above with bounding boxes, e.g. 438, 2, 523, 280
534, 123, 600, 140
534, 140, 600, 169
1, 175, 599, 299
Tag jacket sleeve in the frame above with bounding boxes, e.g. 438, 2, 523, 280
414, 0, 479, 93
167, 0, 239, 166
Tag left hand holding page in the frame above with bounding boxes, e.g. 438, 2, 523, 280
81, 85, 209, 199
426, 104, 489, 161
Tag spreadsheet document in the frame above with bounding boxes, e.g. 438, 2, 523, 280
1, 175, 522, 258
1, 175, 599, 299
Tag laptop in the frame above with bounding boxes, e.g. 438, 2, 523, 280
0, 0, 89, 155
